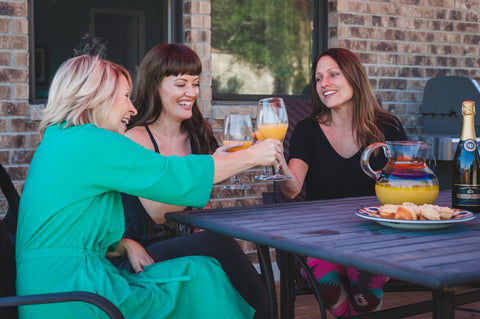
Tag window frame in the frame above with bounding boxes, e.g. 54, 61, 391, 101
212, 0, 328, 102
171, 0, 184, 43
28, 0, 36, 102
28, 0, 184, 103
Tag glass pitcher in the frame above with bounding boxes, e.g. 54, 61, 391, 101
360, 141, 439, 205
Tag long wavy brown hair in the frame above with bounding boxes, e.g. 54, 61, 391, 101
310, 48, 398, 148
130, 43, 218, 154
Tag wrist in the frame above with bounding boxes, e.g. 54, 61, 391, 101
231, 148, 256, 170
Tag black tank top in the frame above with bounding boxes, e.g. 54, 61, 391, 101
121, 126, 191, 246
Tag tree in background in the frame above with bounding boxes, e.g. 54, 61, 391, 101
212, 0, 312, 95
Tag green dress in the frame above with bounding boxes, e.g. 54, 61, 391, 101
15, 124, 254, 319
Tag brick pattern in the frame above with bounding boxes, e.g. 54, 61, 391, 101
183, 0, 212, 117
0, 0, 30, 210
328, 0, 480, 133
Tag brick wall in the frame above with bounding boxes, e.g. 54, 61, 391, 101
0, 0, 31, 214
329, 0, 480, 133
184, 0, 212, 117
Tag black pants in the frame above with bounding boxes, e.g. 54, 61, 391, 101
110, 231, 271, 319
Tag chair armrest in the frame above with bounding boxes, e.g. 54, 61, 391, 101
0, 291, 124, 319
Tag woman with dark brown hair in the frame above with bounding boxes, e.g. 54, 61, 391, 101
112, 43, 272, 319
17, 54, 283, 318
278, 48, 407, 318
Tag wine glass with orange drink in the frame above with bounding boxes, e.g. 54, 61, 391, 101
252, 121, 270, 180
255, 97, 291, 181
223, 114, 254, 189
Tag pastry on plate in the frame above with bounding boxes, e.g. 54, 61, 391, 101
376, 203, 456, 221
395, 204, 418, 220
420, 204, 440, 220
437, 206, 454, 219
378, 204, 398, 219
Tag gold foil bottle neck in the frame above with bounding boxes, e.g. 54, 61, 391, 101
462, 100, 475, 115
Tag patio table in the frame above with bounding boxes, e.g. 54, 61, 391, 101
165, 190, 480, 319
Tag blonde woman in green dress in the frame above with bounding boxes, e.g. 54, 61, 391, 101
15, 55, 282, 318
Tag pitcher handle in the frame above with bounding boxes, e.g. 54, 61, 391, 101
360, 142, 390, 180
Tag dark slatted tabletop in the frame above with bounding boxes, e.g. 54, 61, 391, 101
166, 190, 480, 290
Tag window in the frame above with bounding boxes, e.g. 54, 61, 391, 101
29, 0, 183, 101
211, 0, 327, 101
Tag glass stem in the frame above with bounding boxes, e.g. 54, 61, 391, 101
233, 174, 241, 184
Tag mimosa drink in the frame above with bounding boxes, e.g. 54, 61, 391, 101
257, 124, 288, 140
223, 114, 253, 189
223, 140, 253, 152
254, 130, 265, 141
255, 97, 291, 181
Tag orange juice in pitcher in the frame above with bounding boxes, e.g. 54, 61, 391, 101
361, 141, 439, 205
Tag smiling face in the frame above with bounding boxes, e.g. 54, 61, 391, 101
158, 74, 199, 122
315, 55, 354, 111
101, 75, 137, 134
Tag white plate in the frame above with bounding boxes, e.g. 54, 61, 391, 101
356, 206, 476, 230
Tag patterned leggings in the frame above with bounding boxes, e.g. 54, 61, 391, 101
300, 257, 389, 318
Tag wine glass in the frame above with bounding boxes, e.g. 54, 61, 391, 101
223, 114, 254, 189
255, 97, 291, 181
253, 119, 271, 180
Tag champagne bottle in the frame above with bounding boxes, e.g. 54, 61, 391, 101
452, 100, 480, 213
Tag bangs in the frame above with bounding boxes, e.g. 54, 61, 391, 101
162, 45, 202, 76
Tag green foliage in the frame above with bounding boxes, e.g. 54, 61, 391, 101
212, 0, 312, 94
213, 76, 244, 94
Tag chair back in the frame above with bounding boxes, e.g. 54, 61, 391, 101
0, 164, 19, 318
0, 220, 17, 318
0, 164, 19, 237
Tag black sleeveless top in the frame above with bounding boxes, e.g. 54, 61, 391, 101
121, 126, 195, 246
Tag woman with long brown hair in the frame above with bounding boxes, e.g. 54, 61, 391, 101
278, 48, 407, 318
113, 43, 273, 318
17, 54, 282, 318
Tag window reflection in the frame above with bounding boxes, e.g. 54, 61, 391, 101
32, 0, 171, 100
212, 0, 313, 98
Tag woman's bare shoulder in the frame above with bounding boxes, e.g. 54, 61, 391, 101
125, 126, 153, 150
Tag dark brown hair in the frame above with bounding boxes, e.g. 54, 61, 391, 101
310, 48, 396, 148
131, 43, 218, 154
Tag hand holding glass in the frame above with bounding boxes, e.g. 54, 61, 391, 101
223, 114, 253, 189
255, 97, 291, 181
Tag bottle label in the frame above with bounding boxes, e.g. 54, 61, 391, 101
462, 139, 477, 152
453, 184, 480, 207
